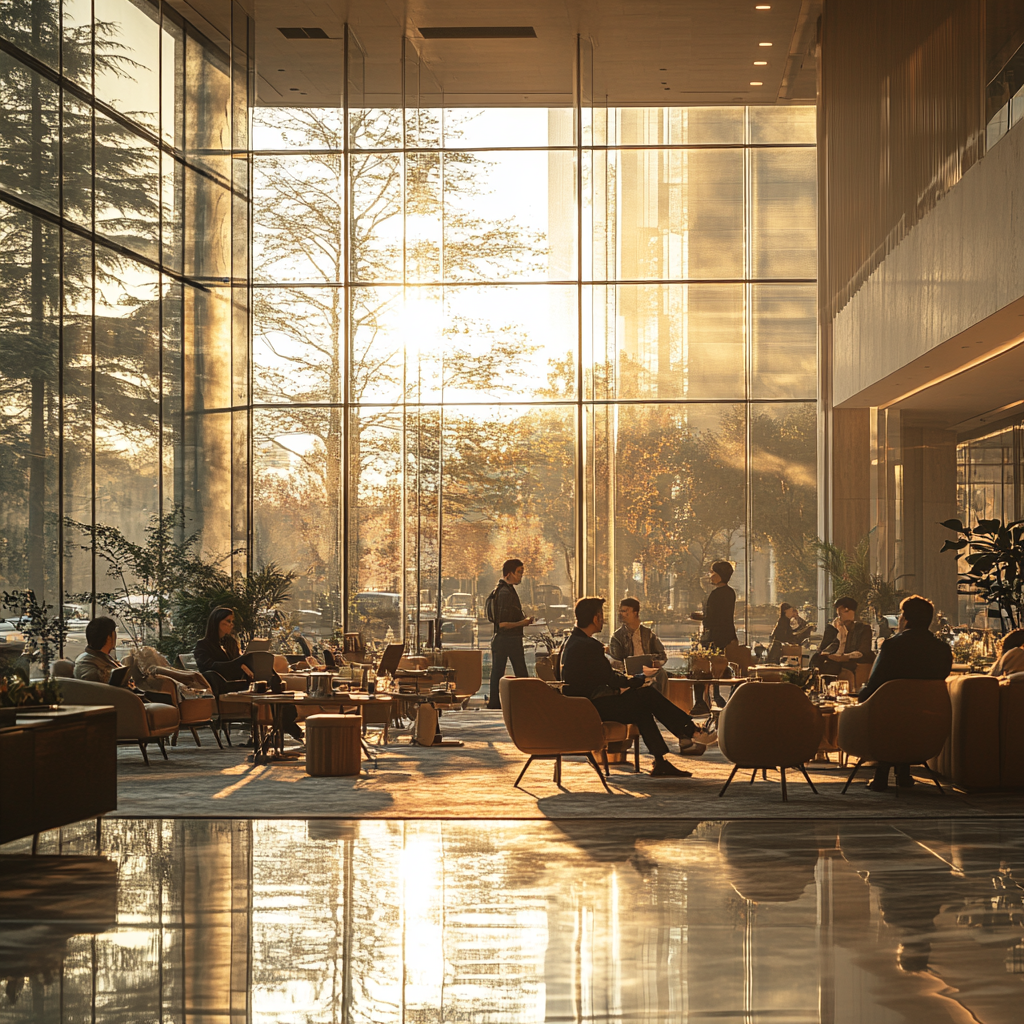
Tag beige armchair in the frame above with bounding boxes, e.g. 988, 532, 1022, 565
717, 681, 823, 801
55, 677, 180, 765
499, 676, 611, 791
838, 678, 951, 794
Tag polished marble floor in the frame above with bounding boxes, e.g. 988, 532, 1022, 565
1, 817, 1022, 1023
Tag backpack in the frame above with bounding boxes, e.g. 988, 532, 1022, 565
484, 581, 505, 626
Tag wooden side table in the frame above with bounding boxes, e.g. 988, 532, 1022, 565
305, 714, 362, 776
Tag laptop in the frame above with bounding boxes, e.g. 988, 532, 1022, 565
376, 642, 406, 678
246, 637, 271, 653
624, 654, 654, 675
177, 653, 198, 671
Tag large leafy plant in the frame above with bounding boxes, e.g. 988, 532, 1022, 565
815, 537, 910, 618
940, 517, 1024, 631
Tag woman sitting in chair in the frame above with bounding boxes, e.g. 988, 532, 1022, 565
766, 602, 812, 663
194, 607, 302, 742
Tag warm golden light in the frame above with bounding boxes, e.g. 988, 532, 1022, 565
750, 81, 763, 86
759, 41, 773, 46
754, 61, 768, 65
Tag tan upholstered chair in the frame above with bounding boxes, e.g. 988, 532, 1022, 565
499, 676, 611, 791
55, 677, 180, 765
717, 681, 824, 801
442, 649, 483, 706
838, 678, 951, 793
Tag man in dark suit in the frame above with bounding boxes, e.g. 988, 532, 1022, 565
810, 596, 874, 675
561, 597, 716, 776
858, 594, 954, 790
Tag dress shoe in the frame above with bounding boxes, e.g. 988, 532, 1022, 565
691, 728, 718, 747
678, 740, 707, 756
650, 759, 693, 777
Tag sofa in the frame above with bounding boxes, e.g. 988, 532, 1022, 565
928, 673, 1024, 789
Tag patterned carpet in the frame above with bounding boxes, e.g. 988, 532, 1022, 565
108, 709, 1024, 820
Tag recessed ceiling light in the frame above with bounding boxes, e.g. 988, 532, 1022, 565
659, 68, 667, 71
755, 4, 771, 9
289, 87, 299, 91
750, 81, 763, 86
278, 68, 285, 72
754, 60, 767, 65
759, 41, 772, 46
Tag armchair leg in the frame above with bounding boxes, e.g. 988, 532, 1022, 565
171, 731, 178, 747
211, 724, 224, 749
633, 735, 640, 773
780, 767, 788, 802
586, 752, 613, 793
796, 764, 819, 794
157, 737, 168, 760
222, 722, 233, 746
749, 769, 757, 783
553, 755, 562, 785
842, 758, 864, 794
138, 741, 150, 766
600, 748, 610, 778
189, 727, 202, 746
922, 762, 946, 795
514, 756, 536, 789
718, 764, 739, 798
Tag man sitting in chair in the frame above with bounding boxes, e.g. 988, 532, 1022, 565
609, 597, 669, 694
810, 596, 874, 680
858, 594, 953, 791
561, 597, 716, 777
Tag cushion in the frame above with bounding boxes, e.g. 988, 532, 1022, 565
144, 702, 179, 733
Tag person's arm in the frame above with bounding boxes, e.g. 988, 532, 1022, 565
649, 632, 667, 667
73, 657, 106, 683
608, 629, 626, 663
496, 587, 532, 630
194, 640, 245, 678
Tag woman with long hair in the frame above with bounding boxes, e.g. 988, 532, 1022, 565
193, 607, 302, 743
767, 602, 813, 662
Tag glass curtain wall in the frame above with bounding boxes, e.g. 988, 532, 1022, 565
252, 35, 817, 647
0, 0, 251, 612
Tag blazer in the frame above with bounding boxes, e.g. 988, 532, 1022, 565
702, 585, 737, 650
73, 648, 122, 684
858, 627, 953, 702
608, 623, 667, 664
193, 635, 244, 680
561, 627, 641, 700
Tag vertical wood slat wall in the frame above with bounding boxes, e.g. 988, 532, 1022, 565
819, 0, 985, 321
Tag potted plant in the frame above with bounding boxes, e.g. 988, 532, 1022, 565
0, 664, 64, 717
1, 590, 69, 679
940, 517, 1024, 632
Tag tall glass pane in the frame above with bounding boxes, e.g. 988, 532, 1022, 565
751, 284, 817, 399
751, 147, 817, 279
749, 403, 818, 635
94, 0, 161, 134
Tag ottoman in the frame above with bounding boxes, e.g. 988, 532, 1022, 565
305, 714, 362, 776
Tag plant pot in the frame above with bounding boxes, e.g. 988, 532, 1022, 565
689, 655, 710, 679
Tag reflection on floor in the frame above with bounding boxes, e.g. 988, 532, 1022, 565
1, 818, 1022, 1023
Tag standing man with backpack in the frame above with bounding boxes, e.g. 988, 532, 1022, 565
486, 558, 534, 709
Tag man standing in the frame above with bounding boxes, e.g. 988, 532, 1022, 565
609, 598, 668, 694
562, 597, 716, 775
858, 595, 953, 791
810, 596, 874, 676
486, 558, 534, 709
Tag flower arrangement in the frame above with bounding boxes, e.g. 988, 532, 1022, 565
0, 668, 63, 709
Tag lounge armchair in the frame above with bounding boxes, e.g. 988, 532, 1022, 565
53, 674, 179, 766
838, 678, 951, 793
499, 676, 611, 791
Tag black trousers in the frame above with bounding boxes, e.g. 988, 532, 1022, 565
592, 686, 697, 757
488, 633, 528, 708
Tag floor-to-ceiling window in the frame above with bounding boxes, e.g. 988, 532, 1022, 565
252, 37, 817, 648
0, 0, 251, 608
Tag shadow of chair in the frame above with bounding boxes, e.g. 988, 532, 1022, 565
838, 678, 951, 794
717, 681, 823, 801
499, 676, 611, 791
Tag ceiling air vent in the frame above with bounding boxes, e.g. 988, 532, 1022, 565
417, 27, 537, 40
278, 27, 330, 39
